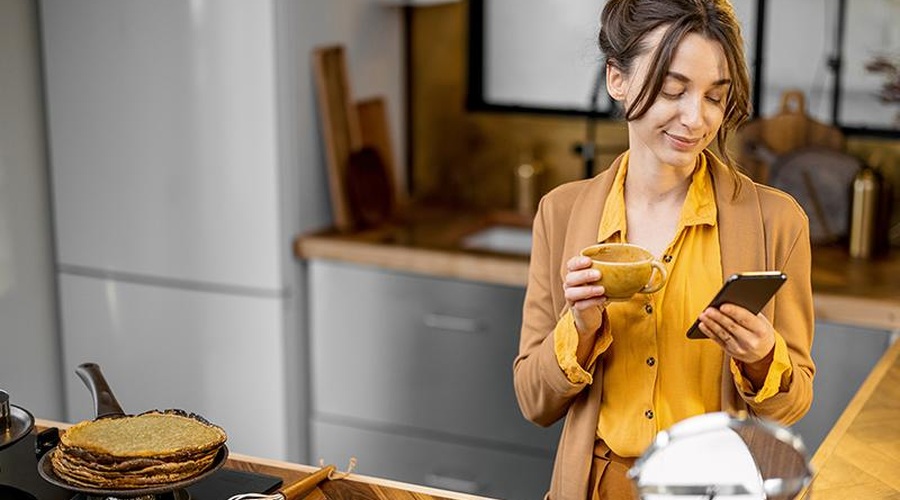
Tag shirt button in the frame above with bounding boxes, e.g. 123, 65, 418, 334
663, 254, 673, 263
645, 409, 654, 420
646, 357, 656, 367
644, 303, 653, 314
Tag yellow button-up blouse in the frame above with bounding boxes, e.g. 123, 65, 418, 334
553, 152, 793, 457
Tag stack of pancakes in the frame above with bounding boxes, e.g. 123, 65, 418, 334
51, 409, 227, 490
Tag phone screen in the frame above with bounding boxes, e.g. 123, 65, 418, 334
686, 271, 787, 339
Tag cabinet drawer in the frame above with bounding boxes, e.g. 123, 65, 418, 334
309, 260, 558, 451
311, 418, 553, 499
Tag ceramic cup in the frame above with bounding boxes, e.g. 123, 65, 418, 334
580, 243, 668, 301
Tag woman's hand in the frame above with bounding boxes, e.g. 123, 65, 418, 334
697, 304, 776, 385
563, 255, 609, 339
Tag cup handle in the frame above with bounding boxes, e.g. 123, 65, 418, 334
641, 261, 668, 294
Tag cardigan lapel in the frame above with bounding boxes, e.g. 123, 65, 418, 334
708, 151, 767, 276
706, 151, 767, 415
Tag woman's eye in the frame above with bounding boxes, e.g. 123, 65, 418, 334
706, 95, 724, 104
661, 89, 684, 99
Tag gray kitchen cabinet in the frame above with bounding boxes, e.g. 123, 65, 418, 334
308, 260, 559, 499
790, 321, 894, 455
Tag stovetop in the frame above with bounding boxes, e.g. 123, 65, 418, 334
3, 468, 283, 500
1, 484, 37, 500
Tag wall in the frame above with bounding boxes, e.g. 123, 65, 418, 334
0, 0, 64, 420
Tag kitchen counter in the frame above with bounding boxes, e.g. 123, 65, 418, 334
294, 207, 900, 330
800, 338, 900, 499
34, 419, 496, 500
807, 244, 900, 332
294, 208, 533, 287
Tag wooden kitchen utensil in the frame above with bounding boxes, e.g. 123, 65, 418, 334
344, 96, 398, 229
736, 89, 845, 183
228, 459, 356, 500
313, 45, 361, 233
356, 97, 396, 191
346, 146, 394, 229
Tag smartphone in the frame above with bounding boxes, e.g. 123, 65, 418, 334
686, 271, 787, 339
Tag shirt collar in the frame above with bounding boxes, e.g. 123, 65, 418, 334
596, 151, 717, 244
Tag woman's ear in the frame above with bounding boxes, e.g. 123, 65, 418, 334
606, 63, 628, 102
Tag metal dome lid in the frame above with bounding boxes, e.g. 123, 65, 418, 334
0, 390, 35, 450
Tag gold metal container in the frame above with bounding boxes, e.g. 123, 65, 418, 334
849, 167, 880, 259
515, 156, 544, 218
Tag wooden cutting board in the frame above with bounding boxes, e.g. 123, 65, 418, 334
736, 90, 846, 183
349, 97, 397, 228
312, 45, 361, 232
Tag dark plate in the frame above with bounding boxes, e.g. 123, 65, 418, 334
37, 445, 228, 498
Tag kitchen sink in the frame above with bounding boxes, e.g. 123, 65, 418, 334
460, 225, 532, 255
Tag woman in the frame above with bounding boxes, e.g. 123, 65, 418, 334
513, 1, 816, 498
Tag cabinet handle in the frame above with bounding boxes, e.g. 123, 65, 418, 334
424, 473, 482, 494
423, 313, 482, 334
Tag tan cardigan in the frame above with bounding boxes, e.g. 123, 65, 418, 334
513, 151, 816, 500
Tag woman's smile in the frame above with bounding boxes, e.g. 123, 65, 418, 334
664, 131, 703, 151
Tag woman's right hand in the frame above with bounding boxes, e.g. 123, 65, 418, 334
564, 255, 609, 339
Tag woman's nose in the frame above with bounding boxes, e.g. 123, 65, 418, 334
680, 95, 704, 129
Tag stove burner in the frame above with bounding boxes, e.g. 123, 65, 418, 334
0, 484, 38, 500
72, 490, 190, 500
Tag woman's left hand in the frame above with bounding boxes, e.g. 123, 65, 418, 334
697, 303, 775, 365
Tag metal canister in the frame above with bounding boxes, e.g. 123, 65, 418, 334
515, 156, 544, 219
849, 167, 881, 259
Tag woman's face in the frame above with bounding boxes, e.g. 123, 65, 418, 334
608, 28, 730, 171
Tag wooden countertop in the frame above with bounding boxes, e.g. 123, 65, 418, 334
294, 208, 532, 287
800, 339, 900, 499
34, 419, 496, 500
808, 244, 900, 331
294, 208, 900, 330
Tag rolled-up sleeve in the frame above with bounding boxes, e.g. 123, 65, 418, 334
554, 309, 612, 385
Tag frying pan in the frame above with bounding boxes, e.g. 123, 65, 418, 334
37, 363, 228, 498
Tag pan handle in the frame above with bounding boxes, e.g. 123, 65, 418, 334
76, 362, 126, 418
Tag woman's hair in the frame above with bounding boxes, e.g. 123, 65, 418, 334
599, 0, 751, 178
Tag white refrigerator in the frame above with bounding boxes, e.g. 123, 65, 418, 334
39, 0, 404, 462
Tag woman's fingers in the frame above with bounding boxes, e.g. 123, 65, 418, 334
698, 311, 737, 345
564, 255, 603, 304
566, 255, 594, 272
564, 281, 605, 308
700, 305, 774, 363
